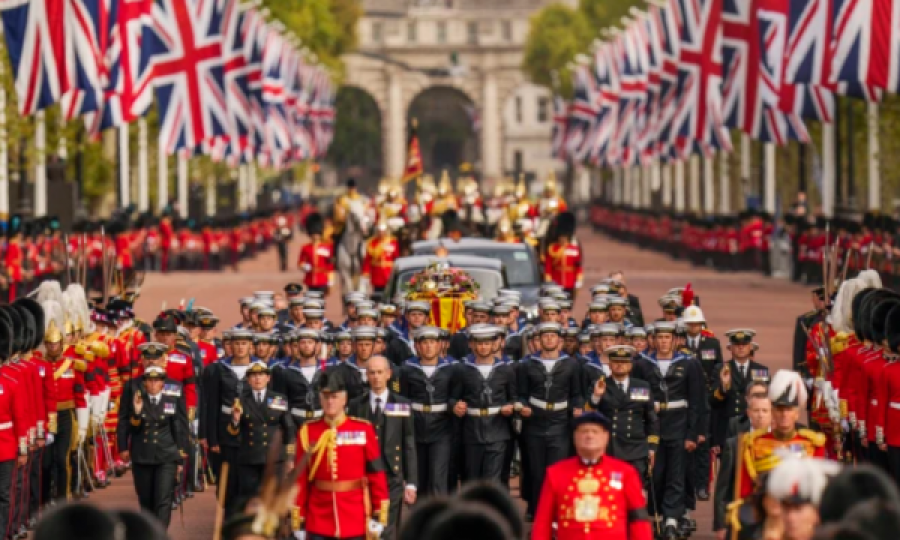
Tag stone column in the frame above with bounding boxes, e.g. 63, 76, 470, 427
662, 163, 672, 207
386, 69, 405, 179
689, 154, 701, 212
238, 164, 248, 211
703, 153, 715, 215
868, 102, 881, 210
118, 125, 130, 208
34, 110, 46, 216
719, 151, 730, 214
764, 143, 776, 214
482, 65, 501, 180
674, 160, 685, 212
177, 152, 188, 218
821, 123, 836, 217
138, 119, 149, 212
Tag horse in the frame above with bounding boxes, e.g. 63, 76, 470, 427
335, 200, 371, 297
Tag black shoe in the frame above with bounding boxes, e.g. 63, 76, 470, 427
697, 488, 710, 501
664, 524, 678, 540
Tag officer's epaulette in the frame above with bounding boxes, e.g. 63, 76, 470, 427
798, 428, 827, 448
802, 309, 818, 319
350, 416, 371, 426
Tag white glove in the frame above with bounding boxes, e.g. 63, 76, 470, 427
90, 395, 105, 423
102, 388, 112, 413
841, 419, 850, 434
575, 281, 583, 290
45, 433, 54, 446
294, 531, 306, 540
805, 378, 814, 391
191, 419, 199, 435
359, 277, 370, 294
301, 263, 311, 273
368, 520, 384, 536
77, 430, 86, 444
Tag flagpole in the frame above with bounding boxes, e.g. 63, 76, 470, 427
689, 154, 700, 212
868, 102, 880, 211
674, 160, 685, 212
158, 142, 168, 212
177, 151, 188, 218
740, 133, 751, 207
0, 45, 8, 220
34, 110, 47, 216
248, 163, 257, 209
764, 143, 776, 214
719, 151, 730, 214
661, 162, 672, 208
703, 153, 715, 216
138, 118, 149, 212
206, 174, 216, 217
118, 125, 131, 208
822, 123, 836, 217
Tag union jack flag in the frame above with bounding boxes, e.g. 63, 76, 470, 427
261, 28, 292, 168
148, 0, 232, 155
782, 0, 836, 122
586, 44, 621, 168
651, 0, 682, 160
566, 63, 598, 163
221, 2, 261, 164
612, 24, 649, 167
722, 0, 808, 144
830, 0, 886, 100
312, 73, 336, 158
669, 0, 730, 157
0, 0, 105, 115
551, 95, 569, 160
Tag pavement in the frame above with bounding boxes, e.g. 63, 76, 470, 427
77, 228, 812, 539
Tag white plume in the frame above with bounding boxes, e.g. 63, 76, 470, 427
769, 369, 809, 409
40, 300, 65, 336
828, 278, 864, 333
767, 457, 841, 505
32, 280, 63, 305
858, 269, 883, 289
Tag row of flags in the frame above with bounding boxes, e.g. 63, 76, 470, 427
0, 0, 335, 169
552, 0, 891, 169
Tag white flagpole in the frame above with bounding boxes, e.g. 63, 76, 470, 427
238, 164, 248, 211
719, 151, 730, 214
138, 118, 149, 212
158, 140, 168, 212
248, 164, 257, 208
703, 153, 715, 215
764, 143, 776, 213
822, 123, 836, 217
689, 154, 700, 212
0, 51, 8, 218
177, 151, 188, 218
661, 162, 672, 208
118, 125, 130, 208
34, 110, 47, 216
674, 160, 685, 212
868, 102, 881, 211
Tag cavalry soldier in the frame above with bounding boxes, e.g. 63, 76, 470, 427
227, 360, 295, 499
272, 328, 324, 427
379, 184, 408, 233
532, 411, 653, 540
399, 326, 457, 496
587, 345, 658, 492
360, 220, 400, 298
431, 172, 460, 216
119, 366, 188, 529
457, 324, 517, 483
734, 370, 825, 500
537, 173, 567, 221
544, 212, 583, 299
331, 178, 365, 243
495, 217, 520, 244
517, 322, 584, 518
297, 213, 334, 295
631, 322, 706, 540
293, 371, 390, 540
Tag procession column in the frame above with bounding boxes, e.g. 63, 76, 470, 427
34, 111, 46, 216
482, 59, 502, 180
386, 68, 405, 179
689, 154, 701, 213
868, 103, 881, 210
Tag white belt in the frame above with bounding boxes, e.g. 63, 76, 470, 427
467, 407, 501, 417
890, 402, 900, 410
872, 399, 878, 406
411, 403, 448, 413
221, 406, 232, 414
0, 422, 11, 430
529, 397, 568, 411
660, 400, 688, 411
291, 408, 323, 419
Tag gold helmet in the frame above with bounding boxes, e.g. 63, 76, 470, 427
516, 175, 527, 198
378, 180, 390, 196
544, 171, 558, 196
41, 299, 66, 344
438, 170, 453, 196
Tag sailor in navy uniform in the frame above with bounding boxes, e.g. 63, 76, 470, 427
234, 297, 255, 330
326, 325, 388, 401
227, 361, 296, 499
398, 326, 458, 496
582, 323, 619, 392
326, 330, 353, 365
271, 328, 325, 428
448, 301, 492, 361
385, 301, 430, 367
587, 345, 659, 492
300, 306, 327, 332
608, 296, 635, 329
277, 283, 304, 327
710, 329, 769, 451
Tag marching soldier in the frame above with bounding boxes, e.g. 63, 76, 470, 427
328, 326, 381, 401
271, 328, 324, 427
348, 356, 417, 540
0, 316, 29, 540
631, 322, 706, 540
544, 212, 583, 299
517, 322, 584, 518
119, 366, 188, 529
273, 210, 294, 273
399, 326, 457, 496
710, 330, 770, 454
227, 360, 295, 499
293, 371, 389, 540
360, 220, 400, 298
734, 370, 825, 500
532, 411, 652, 540
297, 213, 334, 295
587, 345, 658, 492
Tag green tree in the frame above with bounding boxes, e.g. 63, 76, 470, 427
522, 4, 593, 97
578, 0, 644, 32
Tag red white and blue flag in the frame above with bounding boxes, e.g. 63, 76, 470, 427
551, 95, 569, 160
829, 0, 887, 100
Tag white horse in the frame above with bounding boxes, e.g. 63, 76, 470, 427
336, 200, 371, 295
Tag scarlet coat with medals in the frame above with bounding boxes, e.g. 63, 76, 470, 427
361, 235, 399, 290
544, 240, 583, 290
294, 416, 389, 538
297, 241, 335, 289
532, 455, 652, 540
735, 428, 826, 499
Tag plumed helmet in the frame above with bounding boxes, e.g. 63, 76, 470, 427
767, 457, 841, 505
829, 278, 864, 333
768, 369, 808, 409
41, 300, 65, 344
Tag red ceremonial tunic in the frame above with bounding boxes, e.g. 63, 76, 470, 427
361, 236, 399, 289
544, 241, 583, 289
0, 368, 29, 461
297, 242, 335, 289
532, 455, 651, 540
295, 415, 389, 539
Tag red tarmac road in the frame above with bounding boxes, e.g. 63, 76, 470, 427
80, 229, 811, 539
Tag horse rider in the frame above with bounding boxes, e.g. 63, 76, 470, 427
495, 217, 521, 244
536, 173, 567, 241
331, 178, 367, 248
431, 172, 460, 217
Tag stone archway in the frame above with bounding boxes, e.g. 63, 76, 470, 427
326, 86, 383, 189
407, 86, 478, 175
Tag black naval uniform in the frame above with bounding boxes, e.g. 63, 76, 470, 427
348, 390, 417, 540
228, 386, 296, 498
710, 360, 770, 448
271, 361, 324, 426
119, 383, 189, 528
453, 358, 517, 482
517, 354, 583, 515
632, 351, 706, 526
589, 376, 659, 490
326, 357, 369, 401
684, 333, 723, 503
398, 357, 457, 496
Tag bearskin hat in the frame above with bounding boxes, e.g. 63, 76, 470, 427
305, 212, 324, 236
851, 288, 879, 339
869, 295, 900, 345
885, 304, 900, 354
556, 211, 576, 238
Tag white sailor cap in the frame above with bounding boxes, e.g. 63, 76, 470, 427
491, 304, 513, 315
249, 301, 268, 312
356, 308, 380, 319
353, 300, 376, 310
577, 332, 591, 343
469, 301, 492, 313
344, 291, 368, 304
540, 284, 564, 296
253, 333, 278, 344
590, 284, 610, 295
626, 327, 648, 338
496, 296, 520, 308
302, 308, 325, 319
607, 297, 627, 307
592, 323, 622, 337
558, 299, 573, 310
536, 321, 563, 335
254, 291, 275, 300
538, 299, 561, 312
653, 322, 677, 334
588, 301, 609, 312
498, 289, 522, 298
467, 324, 496, 341
413, 326, 442, 341
332, 330, 352, 341
231, 329, 254, 341
303, 299, 325, 309
288, 297, 306, 307
257, 306, 276, 317
353, 326, 379, 340
304, 290, 325, 300
239, 296, 256, 306
405, 301, 431, 314
295, 328, 321, 341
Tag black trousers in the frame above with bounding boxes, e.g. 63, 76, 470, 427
383, 475, 404, 540
51, 410, 75, 501
627, 457, 650, 494
463, 442, 507, 483
685, 439, 710, 510
219, 446, 240, 515
277, 242, 288, 272
132, 462, 177, 528
888, 446, 900, 488
865, 443, 889, 473
652, 438, 687, 519
237, 463, 264, 500
11, 455, 28, 531
524, 432, 570, 515
29, 445, 50, 515
0, 460, 13, 539
500, 437, 516, 489
415, 440, 451, 496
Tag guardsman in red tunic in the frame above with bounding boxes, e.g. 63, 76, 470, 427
532, 411, 652, 540
0, 316, 30, 540
159, 213, 174, 273
297, 213, 334, 295
360, 220, 399, 296
544, 212, 583, 298
294, 371, 389, 539
734, 370, 826, 501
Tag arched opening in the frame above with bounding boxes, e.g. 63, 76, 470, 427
407, 86, 478, 175
326, 86, 383, 189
